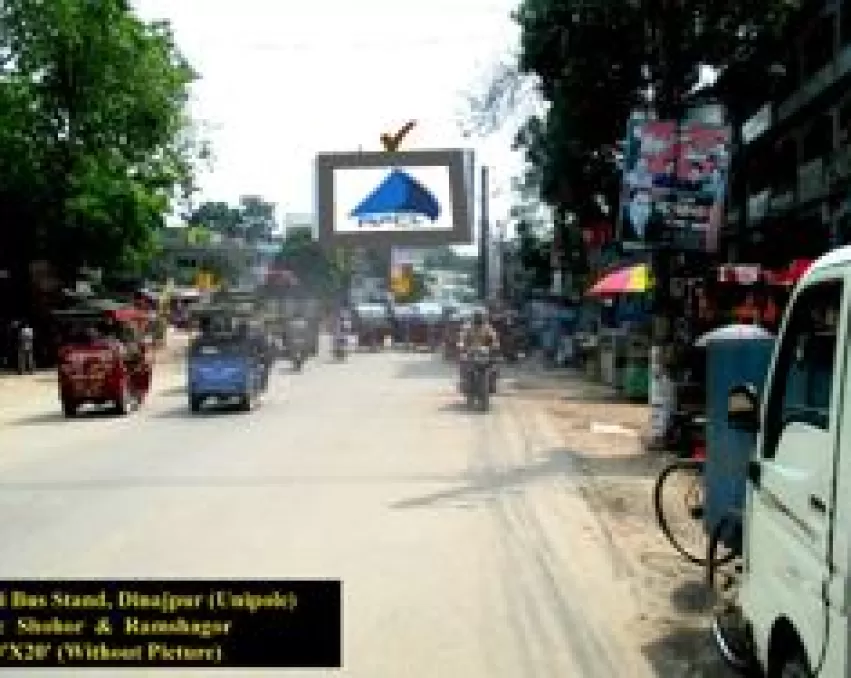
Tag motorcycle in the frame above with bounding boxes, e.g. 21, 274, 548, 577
459, 346, 496, 411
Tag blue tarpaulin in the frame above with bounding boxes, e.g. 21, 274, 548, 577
350, 169, 440, 221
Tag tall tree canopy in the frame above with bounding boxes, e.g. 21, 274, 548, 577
0, 0, 204, 281
188, 196, 277, 242
470, 0, 800, 218
274, 227, 343, 298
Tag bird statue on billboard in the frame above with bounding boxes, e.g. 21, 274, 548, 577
380, 121, 416, 152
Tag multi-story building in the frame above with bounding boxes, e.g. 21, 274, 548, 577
727, 0, 851, 267
152, 227, 283, 288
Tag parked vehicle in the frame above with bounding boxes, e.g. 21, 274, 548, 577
713, 247, 847, 677
52, 307, 153, 417
459, 345, 496, 412
353, 303, 390, 351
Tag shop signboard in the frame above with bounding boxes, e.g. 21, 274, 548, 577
315, 149, 474, 249
618, 118, 730, 252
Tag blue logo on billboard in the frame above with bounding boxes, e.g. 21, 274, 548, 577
349, 169, 441, 227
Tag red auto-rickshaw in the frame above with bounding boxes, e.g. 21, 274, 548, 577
52, 306, 153, 417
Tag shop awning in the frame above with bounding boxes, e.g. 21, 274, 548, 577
586, 264, 652, 297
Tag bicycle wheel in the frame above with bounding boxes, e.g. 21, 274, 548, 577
654, 458, 708, 565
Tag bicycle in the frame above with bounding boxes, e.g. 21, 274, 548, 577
653, 457, 739, 570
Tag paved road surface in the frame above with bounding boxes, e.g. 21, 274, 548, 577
0, 342, 659, 677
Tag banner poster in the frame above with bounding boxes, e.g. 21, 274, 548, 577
618, 119, 730, 251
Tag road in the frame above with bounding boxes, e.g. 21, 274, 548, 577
0, 340, 661, 677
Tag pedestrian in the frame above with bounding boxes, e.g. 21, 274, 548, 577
17, 319, 35, 374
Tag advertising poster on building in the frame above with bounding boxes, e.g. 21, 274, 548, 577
619, 119, 730, 251
389, 248, 421, 298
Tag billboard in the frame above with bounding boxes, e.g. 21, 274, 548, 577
315, 150, 474, 249
618, 119, 730, 251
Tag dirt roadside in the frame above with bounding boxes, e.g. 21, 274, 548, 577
509, 365, 737, 678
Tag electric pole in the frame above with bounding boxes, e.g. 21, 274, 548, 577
479, 165, 490, 301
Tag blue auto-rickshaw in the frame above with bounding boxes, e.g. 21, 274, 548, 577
187, 307, 265, 413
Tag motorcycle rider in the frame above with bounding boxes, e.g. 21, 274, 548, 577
458, 310, 500, 392
458, 310, 500, 353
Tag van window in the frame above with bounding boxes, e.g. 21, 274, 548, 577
763, 280, 843, 458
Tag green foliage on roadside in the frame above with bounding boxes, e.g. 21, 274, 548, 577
463, 0, 800, 291
512, 0, 799, 213
188, 196, 277, 242
274, 227, 343, 299
0, 0, 205, 281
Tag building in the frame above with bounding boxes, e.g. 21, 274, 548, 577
153, 227, 283, 288
727, 0, 851, 267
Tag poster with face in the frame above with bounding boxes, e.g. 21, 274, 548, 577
618, 118, 730, 249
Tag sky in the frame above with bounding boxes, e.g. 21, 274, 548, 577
132, 0, 527, 232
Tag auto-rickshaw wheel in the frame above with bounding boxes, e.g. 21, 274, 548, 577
114, 380, 136, 416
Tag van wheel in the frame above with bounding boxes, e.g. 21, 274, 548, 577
189, 396, 202, 413
777, 653, 812, 678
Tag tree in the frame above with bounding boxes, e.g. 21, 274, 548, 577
189, 196, 277, 242
188, 201, 241, 237
0, 0, 204, 283
238, 195, 276, 242
274, 227, 342, 298
471, 0, 800, 221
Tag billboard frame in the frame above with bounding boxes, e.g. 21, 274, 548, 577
315, 149, 474, 250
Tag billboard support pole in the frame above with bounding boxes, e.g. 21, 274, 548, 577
479, 165, 489, 301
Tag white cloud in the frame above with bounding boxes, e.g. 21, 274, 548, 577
133, 0, 527, 227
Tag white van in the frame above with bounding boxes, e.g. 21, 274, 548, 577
720, 246, 851, 677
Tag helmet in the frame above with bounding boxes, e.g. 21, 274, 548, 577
472, 310, 485, 326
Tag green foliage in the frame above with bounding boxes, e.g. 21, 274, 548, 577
516, 220, 552, 291
188, 196, 277, 242
274, 227, 343, 298
490, 0, 800, 289
0, 0, 203, 281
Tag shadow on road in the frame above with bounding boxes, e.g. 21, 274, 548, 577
436, 401, 496, 416
670, 578, 714, 614
9, 408, 122, 427
394, 357, 455, 379
0, 472, 466, 491
642, 625, 738, 677
567, 448, 667, 480
389, 449, 574, 510
151, 402, 250, 419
